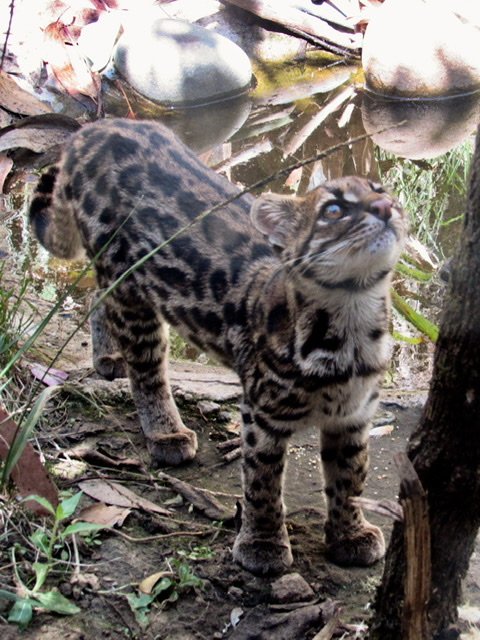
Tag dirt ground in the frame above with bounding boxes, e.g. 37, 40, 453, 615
2, 349, 480, 640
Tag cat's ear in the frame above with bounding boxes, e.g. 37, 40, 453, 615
250, 194, 299, 249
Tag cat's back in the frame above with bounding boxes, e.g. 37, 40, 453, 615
56, 118, 259, 263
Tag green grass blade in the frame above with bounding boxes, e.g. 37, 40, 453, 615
391, 289, 439, 342
0, 386, 59, 487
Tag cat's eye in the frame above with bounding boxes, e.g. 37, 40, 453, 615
322, 202, 344, 220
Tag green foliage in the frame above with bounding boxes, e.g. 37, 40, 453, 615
2, 492, 108, 628
177, 545, 215, 561
377, 141, 473, 343
378, 140, 473, 256
0, 385, 60, 490
127, 557, 204, 629
0, 265, 35, 368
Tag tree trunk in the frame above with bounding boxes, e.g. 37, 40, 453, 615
370, 127, 480, 639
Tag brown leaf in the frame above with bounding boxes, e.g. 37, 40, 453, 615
0, 71, 52, 116
0, 408, 58, 514
139, 571, 174, 595
0, 113, 80, 153
78, 502, 131, 527
0, 154, 13, 193
78, 479, 172, 516
65, 440, 142, 469
43, 21, 99, 101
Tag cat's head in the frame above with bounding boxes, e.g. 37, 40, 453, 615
251, 176, 407, 289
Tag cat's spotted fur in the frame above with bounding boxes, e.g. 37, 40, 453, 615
30, 119, 407, 575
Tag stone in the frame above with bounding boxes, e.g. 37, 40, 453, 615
270, 572, 315, 604
197, 400, 221, 417
362, 90, 480, 159
114, 13, 252, 106
227, 585, 244, 600
362, 0, 480, 98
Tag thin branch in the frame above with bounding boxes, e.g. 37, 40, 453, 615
0, 0, 15, 71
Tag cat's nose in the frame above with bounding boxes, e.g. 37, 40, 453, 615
369, 198, 392, 222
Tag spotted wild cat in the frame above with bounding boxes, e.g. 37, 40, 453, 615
29, 119, 407, 575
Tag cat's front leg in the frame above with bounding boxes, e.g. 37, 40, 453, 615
232, 404, 293, 575
321, 424, 385, 566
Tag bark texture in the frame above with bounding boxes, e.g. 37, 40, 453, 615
371, 127, 480, 639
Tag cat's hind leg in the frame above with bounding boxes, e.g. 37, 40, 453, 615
103, 296, 197, 466
90, 291, 127, 380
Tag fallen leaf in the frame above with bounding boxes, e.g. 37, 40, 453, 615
0, 71, 52, 116
44, 20, 99, 102
370, 424, 394, 438
29, 363, 69, 386
0, 154, 13, 193
139, 571, 174, 595
78, 502, 131, 527
230, 607, 244, 628
70, 572, 101, 590
0, 408, 58, 513
78, 479, 171, 516
0, 113, 80, 154
65, 440, 142, 468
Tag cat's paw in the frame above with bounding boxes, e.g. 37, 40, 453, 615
326, 524, 385, 567
232, 526, 293, 575
94, 354, 127, 380
147, 429, 198, 466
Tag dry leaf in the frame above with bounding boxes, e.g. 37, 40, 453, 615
44, 20, 99, 102
0, 408, 59, 513
139, 571, 174, 595
370, 424, 394, 438
30, 363, 69, 386
71, 572, 101, 590
78, 479, 172, 516
66, 440, 142, 468
0, 113, 80, 153
0, 154, 13, 193
0, 71, 52, 116
78, 502, 131, 527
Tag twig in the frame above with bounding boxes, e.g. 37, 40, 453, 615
222, 447, 241, 463
112, 528, 213, 543
71, 533, 81, 582
283, 85, 356, 158
311, 614, 340, 640
0, 0, 15, 71
349, 496, 404, 522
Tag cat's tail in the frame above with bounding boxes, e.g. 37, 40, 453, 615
29, 166, 84, 259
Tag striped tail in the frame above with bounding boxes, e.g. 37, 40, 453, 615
29, 167, 83, 259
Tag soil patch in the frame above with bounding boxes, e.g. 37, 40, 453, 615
6, 362, 479, 639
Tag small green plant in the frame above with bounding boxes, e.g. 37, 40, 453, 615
0, 491, 107, 628
177, 545, 215, 561
127, 557, 204, 629
0, 266, 35, 369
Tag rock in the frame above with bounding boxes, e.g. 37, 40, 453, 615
77, 361, 242, 404
362, 90, 480, 159
197, 400, 221, 417
270, 572, 315, 604
114, 13, 252, 105
228, 585, 244, 600
160, 94, 251, 153
362, 0, 480, 98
